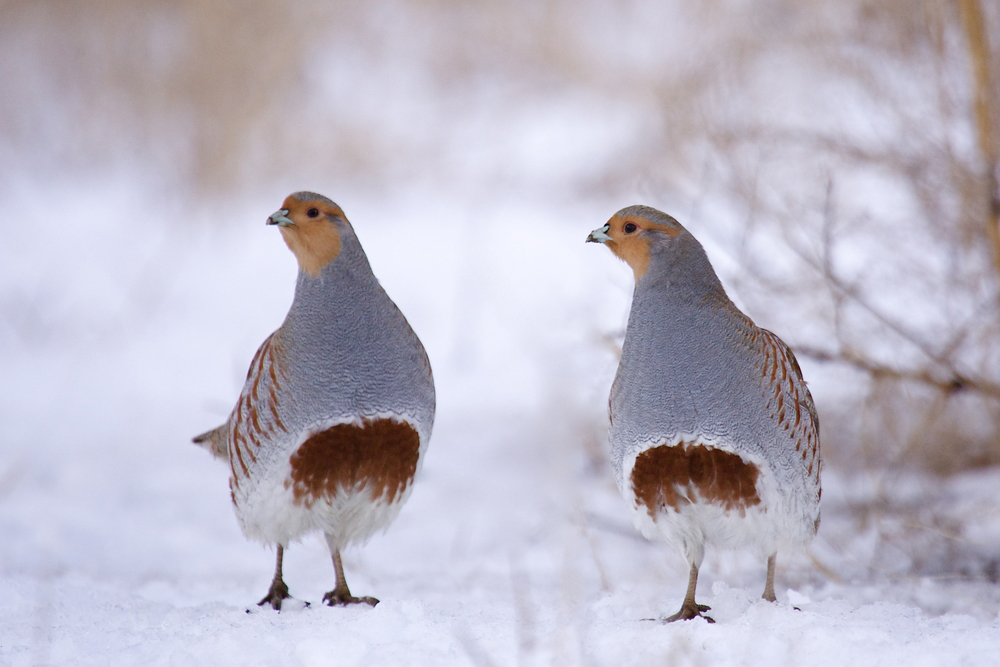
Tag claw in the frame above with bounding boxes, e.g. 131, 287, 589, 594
257, 579, 291, 611
322, 588, 379, 607
664, 601, 714, 623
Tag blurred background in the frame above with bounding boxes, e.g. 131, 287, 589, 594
3, 0, 1000, 642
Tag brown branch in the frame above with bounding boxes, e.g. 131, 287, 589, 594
782, 164, 1000, 403
780, 213, 955, 371
957, 0, 1000, 276
794, 344, 1000, 401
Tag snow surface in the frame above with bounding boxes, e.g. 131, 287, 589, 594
3, 178, 1000, 666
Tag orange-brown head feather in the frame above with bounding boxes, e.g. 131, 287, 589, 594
270, 194, 346, 278
587, 206, 683, 279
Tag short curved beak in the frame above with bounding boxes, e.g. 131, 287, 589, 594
267, 209, 294, 227
586, 224, 612, 243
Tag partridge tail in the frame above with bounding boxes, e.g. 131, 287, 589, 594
192, 424, 229, 461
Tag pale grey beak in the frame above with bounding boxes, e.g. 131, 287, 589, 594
267, 209, 295, 227
586, 224, 612, 243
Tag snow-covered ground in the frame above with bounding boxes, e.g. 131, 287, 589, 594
4, 2, 1000, 662
3, 177, 1000, 666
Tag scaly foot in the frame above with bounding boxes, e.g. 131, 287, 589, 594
258, 578, 294, 611
664, 600, 714, 623
322, 587, 379, 607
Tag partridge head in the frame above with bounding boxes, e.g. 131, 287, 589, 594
266, 195, 345, 277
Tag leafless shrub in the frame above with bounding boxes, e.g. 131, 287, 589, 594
586, 0, 1000, 581
601, 0, 1000, 476
0, 0, 379, 194
6, 0, 1000, 585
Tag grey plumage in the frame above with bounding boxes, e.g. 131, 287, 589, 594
589, 205, 820, 621
194, 192, 435, 609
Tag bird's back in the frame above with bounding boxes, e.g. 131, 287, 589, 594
224, 231, 435, 546
609, 252, 820, 550
611, 287, 817, 483
278, 249, 435, 440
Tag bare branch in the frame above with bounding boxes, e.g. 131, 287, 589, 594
957, 0, 1000, 275
795, 344, 1000, 400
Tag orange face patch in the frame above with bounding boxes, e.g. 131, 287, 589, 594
286, 418, 421, 507
602, 214, 682, 279
277, 197, 345, 277
630, 442, 761, 518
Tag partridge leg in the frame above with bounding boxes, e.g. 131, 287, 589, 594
323, 547, 379, 607
762, 552, 777, 602
258, 545, 293, 610
665, 563, 714, 623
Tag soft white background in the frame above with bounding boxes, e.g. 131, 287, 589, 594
3, 1, 1000, 665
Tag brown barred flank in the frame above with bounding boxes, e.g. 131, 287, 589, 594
287, 418, 420, 507
631, 443, 762, 518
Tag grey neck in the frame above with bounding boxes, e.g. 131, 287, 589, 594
636, 234, 730, 309
612, 233, 755, 469
285, 230, 381, 332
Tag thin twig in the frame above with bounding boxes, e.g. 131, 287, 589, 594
795, 344, 1000, 400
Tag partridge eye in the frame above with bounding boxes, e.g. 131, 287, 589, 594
624, 222, 638, 234
307, 208, 320, 218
